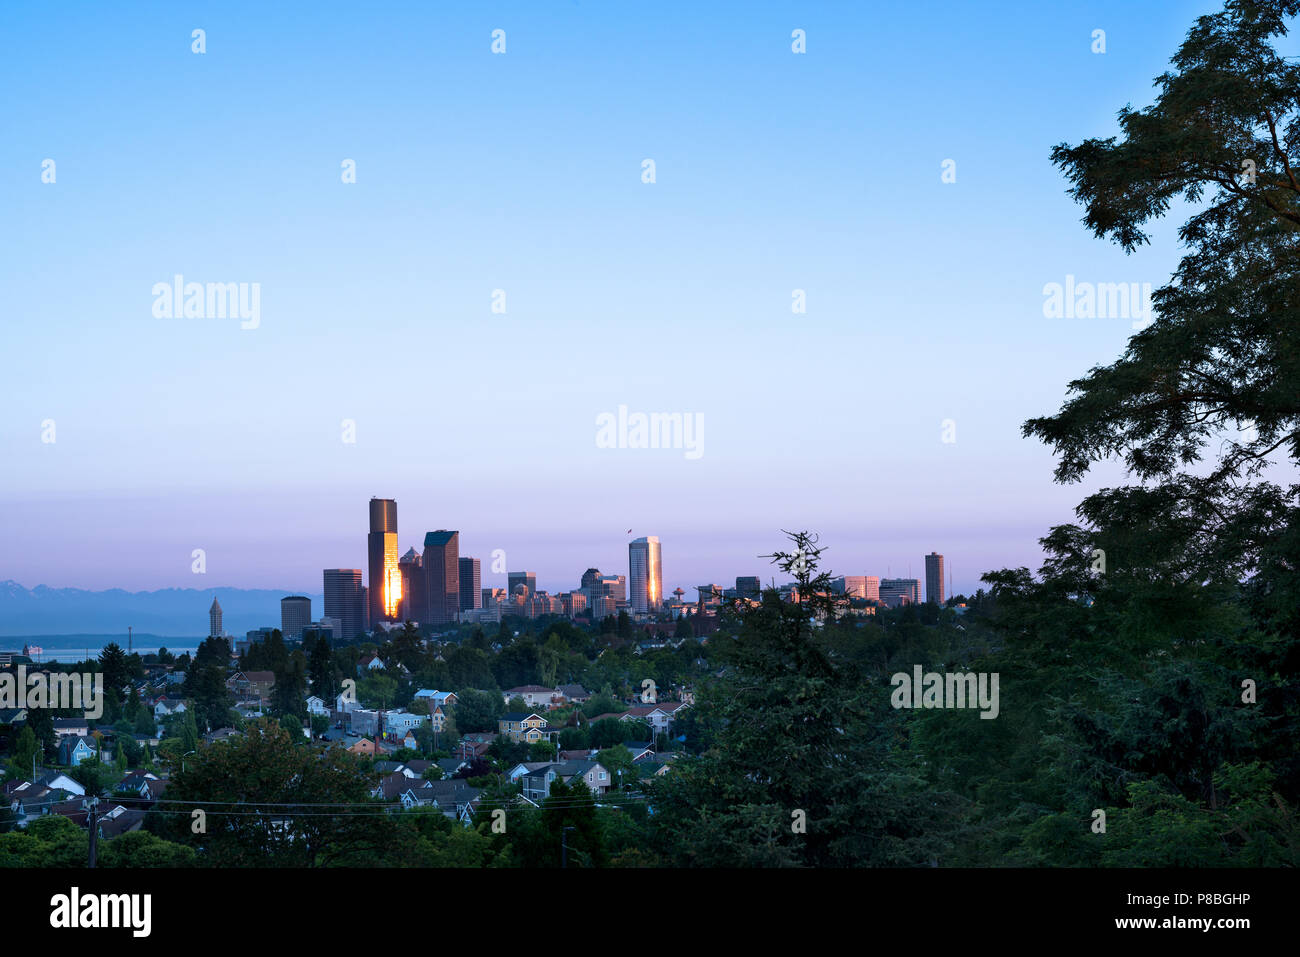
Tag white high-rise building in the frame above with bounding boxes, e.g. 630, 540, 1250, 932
629, 536, 662, 615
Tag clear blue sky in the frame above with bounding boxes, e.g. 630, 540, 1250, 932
0, 1, 1230, 598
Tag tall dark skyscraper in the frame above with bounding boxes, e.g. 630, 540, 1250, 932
736, 576, 761, 599
399, 546, 424, 623
423, 530, 460, 625
323, 569, 365, 639
925, 552, 946, 605
280, 595, 311, 640
459, 557, 482, 611
208, 597, 223, 637
367, 498, 400, 625
508, 571, 537, 600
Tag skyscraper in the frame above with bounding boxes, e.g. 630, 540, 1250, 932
459, 557, 482, 611
399, 547, 424, 623
324, 569, 366, 639
925, 552, 946, 605
280, 595, 311, 640
736, 576, 761, 599
423, 530, 460, 625
879, 578, 921, 608
507, 571, 537, 600
367, 498, 401, 624
208, 597, 223, 637
864, 576, 881, 602
629, 536, 662, 614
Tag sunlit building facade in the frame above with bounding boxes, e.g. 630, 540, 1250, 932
367, 498, 401, 623
629, 536, 662, 614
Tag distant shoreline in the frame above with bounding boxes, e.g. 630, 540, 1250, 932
0, 634, 204, 659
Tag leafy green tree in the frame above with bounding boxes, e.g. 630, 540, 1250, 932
528, 740, 556, 761
160, 718, 406, 866
308, 635, 338, 701
99, 830, 197, 867
596, 744, 635, 789
0, 815, 87, 867
648, 532, 971, 867
357, 673, 398, 711
69, 757, 116, 797
98, 642, 131, 696
10, 728, 40, 781
455, 688, 504, 733
25, 707, 57, 760
181, 637, 235, 731
134, 705, 157, 737
271, 662, 309, 719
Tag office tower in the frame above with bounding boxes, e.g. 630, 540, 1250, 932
399, 547, 424, 622
925, 552, 946, 605
864, 576, 881, 602
323, 569, 366, 639
423, 530, 460, 625
879, 578, 921, 608
367, 498, 401, 624
629, 536, 663, 614
736, 576, 761, 600
280, 595, 311, 640
483, 587, 505, 607
830, 576, 870, 600
459, 557, 482, 611
562, 591, 588, 617
208, 597, 223, 637
507, 571, 537, 600
580, 568, 603, 591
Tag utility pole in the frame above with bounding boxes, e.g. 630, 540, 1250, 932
87, 796, 100, 868
561, 825, 575, 869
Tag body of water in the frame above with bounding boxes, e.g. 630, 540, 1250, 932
0, 634, 203, 661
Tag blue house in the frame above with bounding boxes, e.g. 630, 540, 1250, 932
57, 735, 101, 767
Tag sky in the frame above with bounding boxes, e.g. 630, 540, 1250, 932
0, 0, 1242, 601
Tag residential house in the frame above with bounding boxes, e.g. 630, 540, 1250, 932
153, 697, 187, 719
621, 701, 689, 736
425, 779, 482, 824
57, 735, 102, 767
227, 671, 275, 703
503, 685, 558, 710
413, 689, 458, 709
52, 717, 89, 738
498, 712, 555, 744
306, 695, 328, 716
347, 738, 379, 757
554, 684, 590, 704
520, 760, 610, 803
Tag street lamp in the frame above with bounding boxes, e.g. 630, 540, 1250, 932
182, 750, 195, 772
